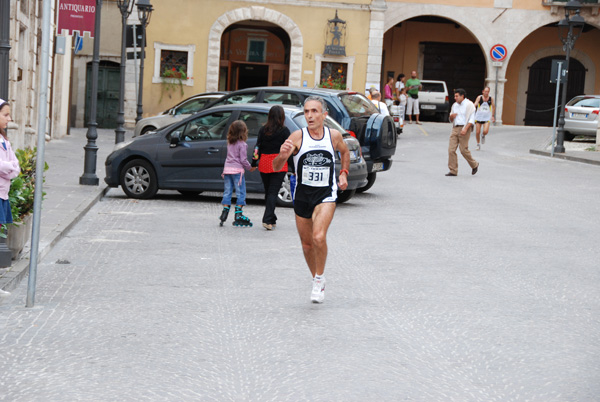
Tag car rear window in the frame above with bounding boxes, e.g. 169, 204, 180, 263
263, 92, 302, 107
568, 97, 600, 108
338, 93, 379, 117
212, 92, 258, 107
421, 82, 445, 92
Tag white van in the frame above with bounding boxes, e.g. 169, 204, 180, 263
418, 80, 450, 122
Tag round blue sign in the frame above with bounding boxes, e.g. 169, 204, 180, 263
490, 44, 507, 62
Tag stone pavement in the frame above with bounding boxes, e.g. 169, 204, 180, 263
0, 122, 598, 400
0, 128, 126, 293
530, 138, 600, 166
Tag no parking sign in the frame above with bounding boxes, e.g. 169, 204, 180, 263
490, 44, 507, 62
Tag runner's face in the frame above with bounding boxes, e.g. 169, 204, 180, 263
0, 105, 11, 131
304, 100, 326, 131
482, 88, 490, 97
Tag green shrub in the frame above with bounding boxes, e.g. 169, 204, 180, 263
8, 148, 48, 224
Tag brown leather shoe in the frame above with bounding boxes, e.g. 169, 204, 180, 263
472, 164, 479, 175
445, 172, 457, 176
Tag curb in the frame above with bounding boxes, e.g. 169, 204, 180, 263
529, 149, 600, 167
0, 185, 110, 293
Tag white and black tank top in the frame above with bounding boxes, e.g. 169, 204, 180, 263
293, 127, 337, 203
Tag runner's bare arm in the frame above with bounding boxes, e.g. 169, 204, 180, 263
331, 129, 349, 191
273, 129, 301, 172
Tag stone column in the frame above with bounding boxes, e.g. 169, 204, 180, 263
485, 65, 507, 126
366, 0, 387, 91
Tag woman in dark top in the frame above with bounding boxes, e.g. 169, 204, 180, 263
255, 105, 290, 230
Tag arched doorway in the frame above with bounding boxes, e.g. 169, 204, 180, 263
383, 16, 486, 102
524, 56, 586, 126
85, 61, 120, 128
219, 21, 291, 91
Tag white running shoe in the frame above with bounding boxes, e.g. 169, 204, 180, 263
311, 277, 326, 303
476, 143, 481, 151
482, 134, 486, 144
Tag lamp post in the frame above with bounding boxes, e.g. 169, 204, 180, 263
135, 0, 153, 123
115, 0, 135, 144
80, 0, 103, 185
554, 0, 585, 154
0, 0, 10, 100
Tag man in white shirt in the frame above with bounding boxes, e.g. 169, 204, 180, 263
446, 88, 479, 176
370, 91, 390, 116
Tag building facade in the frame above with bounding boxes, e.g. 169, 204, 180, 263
133, 0, 599, 127
5, 0, 600, 150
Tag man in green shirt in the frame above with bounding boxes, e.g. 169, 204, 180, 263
405, 71, 423, 125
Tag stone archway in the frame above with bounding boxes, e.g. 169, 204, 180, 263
206, 7, 303, 92
515, 47, 596, 126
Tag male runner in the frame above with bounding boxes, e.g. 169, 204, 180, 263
273, 96, 350, 303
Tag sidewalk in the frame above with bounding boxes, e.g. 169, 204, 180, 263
0, 128, 126, 293
530, 141, 600, 166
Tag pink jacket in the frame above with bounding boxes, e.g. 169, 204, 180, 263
0, 138, 20, 200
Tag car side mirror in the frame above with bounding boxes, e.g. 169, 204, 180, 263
169, 108, 176, 116
170, 132, 181, 148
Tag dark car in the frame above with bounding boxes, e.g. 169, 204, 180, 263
105, 104, 367, 206
205, 86, 397, 193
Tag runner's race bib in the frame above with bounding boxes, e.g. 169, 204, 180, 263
302, 166, 330, 187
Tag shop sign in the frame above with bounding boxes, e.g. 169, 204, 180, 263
57, 0, 96, 37
324, 10, 346, 56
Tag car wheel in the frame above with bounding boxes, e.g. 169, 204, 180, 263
356, 172, 377, 194
336, 189, 356, 204
563, 132, 575, 141
178, 190, 203, 197
276, 172, 294, 208
439, 112, 449, 122
140, 125, 157, 135
120, 159, 158, 199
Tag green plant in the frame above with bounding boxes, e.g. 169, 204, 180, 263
318, 75, 346, 90
160, 66, 189, 102
5, 148, 48, 233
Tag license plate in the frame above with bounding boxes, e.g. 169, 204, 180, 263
571, 113, 588, 118
372, 162, 384, 172
421, 105, 436, 110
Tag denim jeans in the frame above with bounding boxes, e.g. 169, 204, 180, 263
221, 173, 246, 206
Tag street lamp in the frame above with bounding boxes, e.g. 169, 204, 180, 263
115, 0, 135, 144
0, 0, 10, 100
80, 0, 103, 185
554, 0, 585, 154
135, 0, 153, 123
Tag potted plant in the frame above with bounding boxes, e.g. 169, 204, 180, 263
160, 66, 189, 102
2, 148, 48, 259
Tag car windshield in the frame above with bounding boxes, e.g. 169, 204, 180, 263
292, 113, 348, 134
338, 93, 379, 117
422, 82, 445, 92
568, 97, 600, 108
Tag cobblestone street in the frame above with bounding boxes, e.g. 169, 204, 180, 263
1, 124, 599, 401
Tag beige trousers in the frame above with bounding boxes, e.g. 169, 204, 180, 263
448, 126, 478, 175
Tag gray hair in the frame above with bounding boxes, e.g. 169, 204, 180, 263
303, 96, 327, 113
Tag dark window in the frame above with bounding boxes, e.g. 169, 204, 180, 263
160, 50, 189, 78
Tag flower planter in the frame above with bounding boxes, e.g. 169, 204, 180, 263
7, 214, 33, 260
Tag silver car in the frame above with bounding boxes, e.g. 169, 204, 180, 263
133, 92, 227, 137
564, 95, 600, 140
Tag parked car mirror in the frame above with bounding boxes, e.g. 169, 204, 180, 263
170, 132, 181, 148
169, 108, 176, 116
